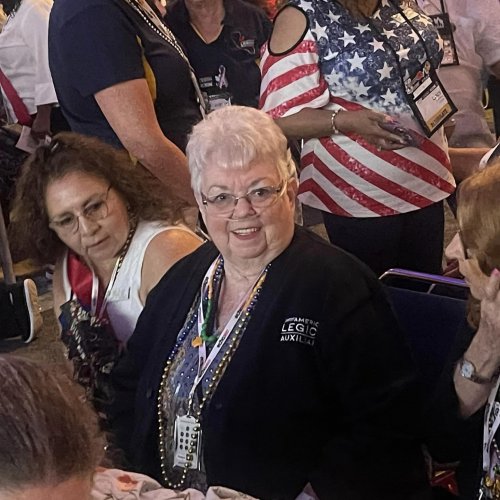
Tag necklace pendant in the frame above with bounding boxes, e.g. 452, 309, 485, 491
191, 336, 203, 348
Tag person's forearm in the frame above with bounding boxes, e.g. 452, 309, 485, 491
454, 329, 500, 418
275, 108, 333, 140
124, 133, 195, 206
94, 79, 196, 206
448, 147, 490, 182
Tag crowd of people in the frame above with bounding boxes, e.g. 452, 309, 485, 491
0, 0, 500, 498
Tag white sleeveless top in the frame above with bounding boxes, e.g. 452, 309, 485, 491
62, 220, 196, 344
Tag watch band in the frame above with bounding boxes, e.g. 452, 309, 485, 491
459, 358, 500, 385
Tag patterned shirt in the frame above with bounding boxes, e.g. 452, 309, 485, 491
260, 0, 455, 217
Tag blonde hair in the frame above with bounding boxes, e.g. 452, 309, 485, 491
457, 159, 500, 328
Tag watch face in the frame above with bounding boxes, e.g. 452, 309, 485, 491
461, 360, 474, 378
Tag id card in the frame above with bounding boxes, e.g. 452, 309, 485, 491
174, 415, 202, 470
429, 13, 459, 66
404, 61, 456, 136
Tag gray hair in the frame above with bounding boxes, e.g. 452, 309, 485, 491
0, 356, 104, 494
186, 106, 297, 194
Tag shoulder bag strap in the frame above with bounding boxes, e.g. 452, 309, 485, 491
0, 67, 33, 126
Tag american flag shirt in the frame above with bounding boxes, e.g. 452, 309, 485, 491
260, 0, 455, 217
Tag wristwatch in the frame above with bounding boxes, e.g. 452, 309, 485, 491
458, 358, 499, 385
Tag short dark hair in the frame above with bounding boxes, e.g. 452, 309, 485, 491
11, 132, 188, 263
0, 355, 104, 494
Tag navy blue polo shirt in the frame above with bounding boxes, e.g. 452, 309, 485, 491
49, 0, 201, 151
166, 0, 271, 110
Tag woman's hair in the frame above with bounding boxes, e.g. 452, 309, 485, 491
0, 355, 104, 494
457, 159, 500, 328
186, 106, 296, 195
11, 132, 186, 263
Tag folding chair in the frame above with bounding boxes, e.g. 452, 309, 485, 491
379, 268, 468, 390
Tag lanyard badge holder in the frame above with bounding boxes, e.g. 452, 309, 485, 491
403, 61, 457, 137
385, 1, 457, 137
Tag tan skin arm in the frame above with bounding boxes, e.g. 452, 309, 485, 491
454, 270, 500, 418
95, 79, 196, 206
139, 228, 202, 304
448, 147, 490, 182
268, 7, 406, 149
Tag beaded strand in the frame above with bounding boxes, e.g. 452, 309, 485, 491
156, 261, 269, 489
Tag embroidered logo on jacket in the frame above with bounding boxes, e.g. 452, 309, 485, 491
280, 317, 319, 346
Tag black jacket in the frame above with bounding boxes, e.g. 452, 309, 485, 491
110, 227, 430, 499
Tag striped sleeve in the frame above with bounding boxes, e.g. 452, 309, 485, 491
259, 30, 330, 118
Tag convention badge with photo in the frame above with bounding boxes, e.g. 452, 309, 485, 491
404, 61, 457, 137
429, 13, 459, 66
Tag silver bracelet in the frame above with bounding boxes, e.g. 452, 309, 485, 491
330, 109, 341, 134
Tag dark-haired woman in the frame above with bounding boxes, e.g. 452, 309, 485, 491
11, 132, 201, 417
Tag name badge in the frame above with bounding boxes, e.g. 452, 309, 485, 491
174, 415, 202, 470
429, 13, 459, 66
207, 91, 232, 113
404, 61, 457, 137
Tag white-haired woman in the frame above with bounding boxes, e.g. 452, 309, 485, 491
110, 106, 431, 499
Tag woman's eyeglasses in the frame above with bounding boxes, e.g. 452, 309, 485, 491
201, 182, 286, 218
48, 185, 112, 235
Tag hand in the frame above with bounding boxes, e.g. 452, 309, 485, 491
335, 109, 408, 150
30, 113, 51, 141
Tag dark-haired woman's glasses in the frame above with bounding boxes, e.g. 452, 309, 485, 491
201, 182, 286, 217
48, 186, 112, 235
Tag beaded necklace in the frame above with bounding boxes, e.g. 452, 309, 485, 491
91, 218, 137, 322
195, 257, 224, 346
156, 256, 270, 489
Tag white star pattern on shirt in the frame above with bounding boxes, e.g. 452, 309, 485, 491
324, 72, 343, 87
328, 12, 341, 23
347, 52, 366, 70
382, 88, 398, 105
303, 0, 443, 113
356, 80, 372, 96
314, 22, 329, 42
339, 32, 356, 47
354, 24, 371, 34
398, 47, 411, 61
369, 39, 385, 52
377, 61, 393, 80
408, 30, 420, 44
323, 48, 339, 61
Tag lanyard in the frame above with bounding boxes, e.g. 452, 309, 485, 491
483, 377, 500, 472
188, 256, 266, 406
124, 0, 207, 117
90, 222, 136, 320
90, 257, 123, 321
